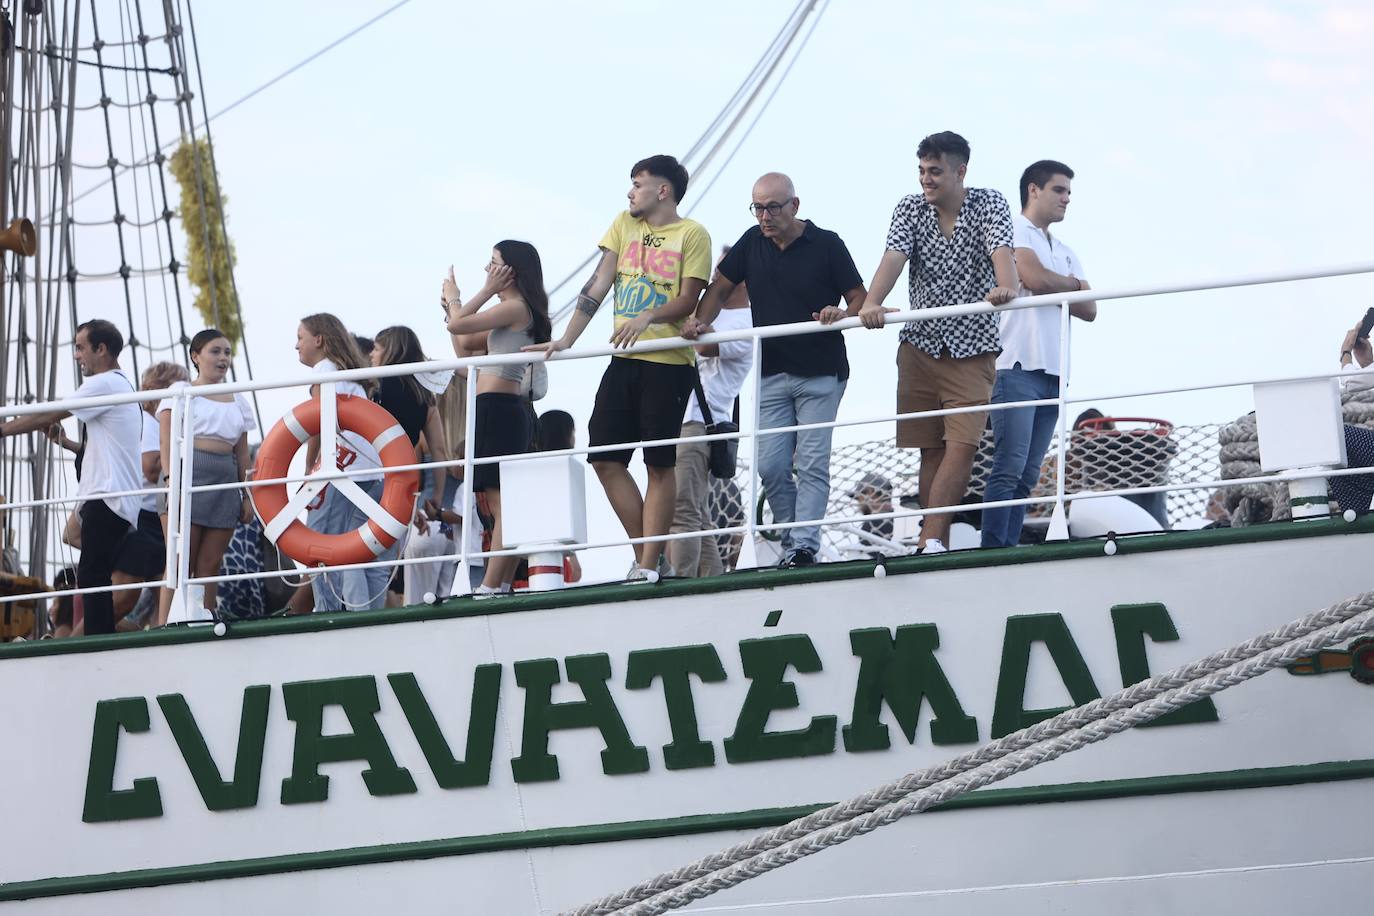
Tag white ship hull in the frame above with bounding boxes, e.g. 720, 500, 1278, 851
2, 520, 1371, 913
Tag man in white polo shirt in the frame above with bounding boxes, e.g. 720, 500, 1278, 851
980, 161, 1097, 548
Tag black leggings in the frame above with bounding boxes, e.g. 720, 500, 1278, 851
77, 500, 131, 635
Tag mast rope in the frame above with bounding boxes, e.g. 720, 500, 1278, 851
567, 590, 1374, 915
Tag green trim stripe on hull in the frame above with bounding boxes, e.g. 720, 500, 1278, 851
5, 514, 1374, 661
3, 757, 1371, 903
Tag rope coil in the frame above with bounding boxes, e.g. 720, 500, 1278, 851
566, 590, 1374, 915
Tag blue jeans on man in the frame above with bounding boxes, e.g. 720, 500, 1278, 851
981, 366, 1059, 548
757, 372, 846, 556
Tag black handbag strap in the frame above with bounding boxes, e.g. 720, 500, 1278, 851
693, 367, 716, 427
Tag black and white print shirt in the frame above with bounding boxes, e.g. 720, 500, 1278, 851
884, 187, 1015, 359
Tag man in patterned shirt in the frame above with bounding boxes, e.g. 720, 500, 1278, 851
860, 131, 1019, 554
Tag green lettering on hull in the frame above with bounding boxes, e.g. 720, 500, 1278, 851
157, 686, 270, 811
511, 654, 650, 783
279, 676, 417, 804
625, 645, 727, 770
389, 666, 502, 788
992, 614, 1102, 739
725, 635, 837, 763
844, 625, 978, 751
1112, 603, 1220, 726
82, 697, 163, 823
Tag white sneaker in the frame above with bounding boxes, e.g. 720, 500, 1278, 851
916, 538, 947, 555
472, 584, 508, 599
655, 555, 676, 579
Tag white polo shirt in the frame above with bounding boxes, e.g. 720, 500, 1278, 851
997, 213, 1086, 374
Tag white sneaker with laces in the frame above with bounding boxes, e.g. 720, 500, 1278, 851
917, 538, 947, 555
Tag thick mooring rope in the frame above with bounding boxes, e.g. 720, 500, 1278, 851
566, 590, 1374, 916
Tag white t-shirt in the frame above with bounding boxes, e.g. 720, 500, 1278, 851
997, 213, 1087, 374
139, 411, 160, 513
685, 307, 754, 426
314, 359, 381, 480
71, 369, 142, 525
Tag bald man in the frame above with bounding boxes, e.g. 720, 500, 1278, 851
686, 173, 872, 568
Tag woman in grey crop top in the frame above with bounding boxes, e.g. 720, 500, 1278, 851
442, 240, 552, 594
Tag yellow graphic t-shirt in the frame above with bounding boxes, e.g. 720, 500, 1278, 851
598, 211, 712, 365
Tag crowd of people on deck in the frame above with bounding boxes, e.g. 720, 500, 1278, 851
8, 129, 1371, 634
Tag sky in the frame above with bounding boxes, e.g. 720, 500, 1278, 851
14, 0, 1374, 581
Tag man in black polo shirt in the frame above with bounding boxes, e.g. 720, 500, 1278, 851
686, 172, 870, 567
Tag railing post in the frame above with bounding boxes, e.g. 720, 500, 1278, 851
176, 392, 199, 614
162, 383, 186, 590
455, 366, 479, 594
737, 337, 763, 570
1046, 298, 1073, 541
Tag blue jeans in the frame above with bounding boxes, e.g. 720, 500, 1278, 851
757, 373, 846, 554
307, 479, 392, 611
982, 366, 1059, 548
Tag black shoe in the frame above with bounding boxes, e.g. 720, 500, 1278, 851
778, 548, 816, 568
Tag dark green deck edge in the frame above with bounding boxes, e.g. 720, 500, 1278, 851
6, 513, 1373, 660
3, 757, 1370, 902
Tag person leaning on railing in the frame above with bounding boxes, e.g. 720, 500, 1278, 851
0, 319, 142, 635
685, 173, 870, 569
858, 131, 1019, 556
1335, 318, 1374, 514
527, 155, 711, 583
154, 330, 256, 625
980, 160, 1096, 549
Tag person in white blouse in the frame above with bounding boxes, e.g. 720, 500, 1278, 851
156, 329, 256, 623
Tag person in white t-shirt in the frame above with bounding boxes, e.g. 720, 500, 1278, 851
981, 161, 1097, 548
669, 252, 754, 577
0, 319, 142, 634
155, 330, 256, 624
295, 313, 390, 612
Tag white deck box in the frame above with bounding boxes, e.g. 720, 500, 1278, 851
498, 454, 588, 547
1253, 378, 1347, 471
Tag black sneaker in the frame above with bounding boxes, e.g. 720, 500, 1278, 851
778, 548, 816, 568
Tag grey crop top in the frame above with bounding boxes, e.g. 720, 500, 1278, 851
487, 302, 548, 393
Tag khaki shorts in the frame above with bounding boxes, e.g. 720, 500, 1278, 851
896, 343, 996, 449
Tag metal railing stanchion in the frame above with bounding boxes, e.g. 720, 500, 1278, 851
737, 337, 764, 570
456, 367, 479, 595
1046, 297, 1073, 541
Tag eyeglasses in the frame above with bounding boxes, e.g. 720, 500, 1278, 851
748, 201, 790, 217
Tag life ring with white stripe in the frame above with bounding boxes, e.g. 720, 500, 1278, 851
251, 395, 418, 567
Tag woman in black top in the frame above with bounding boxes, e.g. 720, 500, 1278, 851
371, 326, 450, 512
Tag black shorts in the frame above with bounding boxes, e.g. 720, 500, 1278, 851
473, 392, 533, 492
588, 357, 695, 468
113, 510, 166, 579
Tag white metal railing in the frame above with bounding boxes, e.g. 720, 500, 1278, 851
3, 260, 1374, 623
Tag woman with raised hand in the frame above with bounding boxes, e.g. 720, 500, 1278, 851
294, 312, 386, 611
443, 240, 551, 595
156, 331, 255, 624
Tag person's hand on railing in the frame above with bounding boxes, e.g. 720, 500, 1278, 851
813, 306, 847, 325
610, 311, 655, 349
239, 491, 255, 525
1340, 324, 1373, 368
985, 286, 1016, 306
681, 316, 709, 340
858, 301, 897, 330
523, 337, 569, 360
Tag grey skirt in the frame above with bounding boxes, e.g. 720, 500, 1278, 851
157, 449, 242, 529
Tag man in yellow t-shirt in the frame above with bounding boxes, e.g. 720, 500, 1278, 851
530, 155, 711, 582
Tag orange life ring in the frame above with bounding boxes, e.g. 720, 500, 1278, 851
252, 395, 418, 567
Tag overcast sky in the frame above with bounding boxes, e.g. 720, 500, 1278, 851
25, 0, 1374, 579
